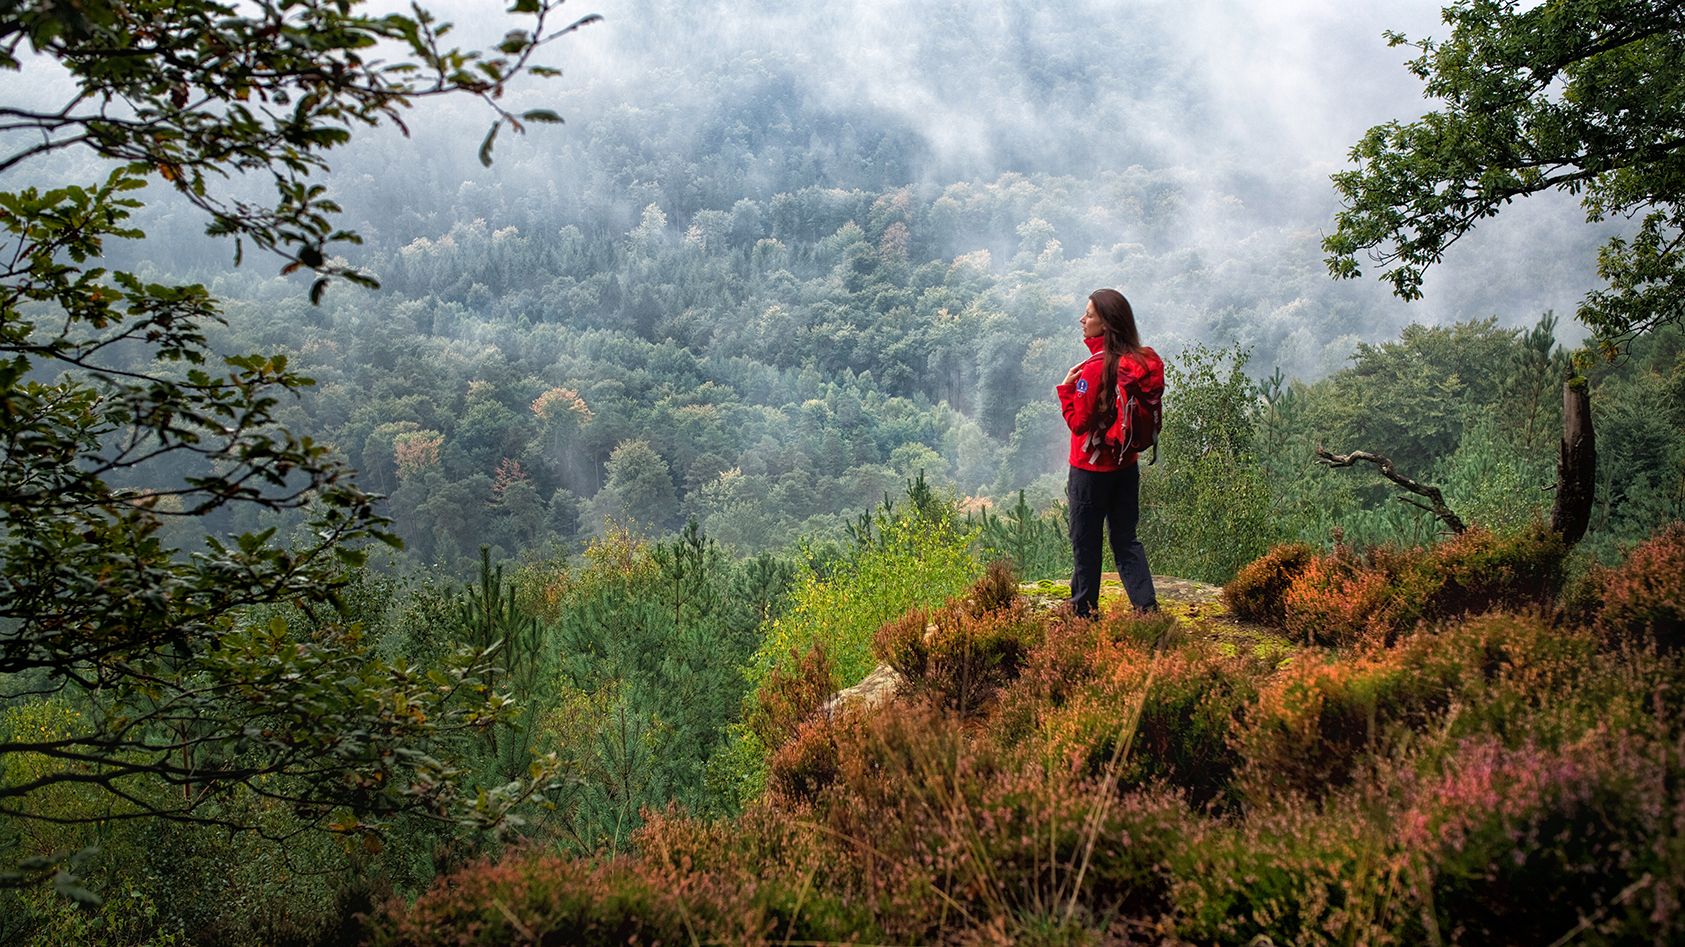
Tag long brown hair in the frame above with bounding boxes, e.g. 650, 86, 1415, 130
1085, 288, 1145, 435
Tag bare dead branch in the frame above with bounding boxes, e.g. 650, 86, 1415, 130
1316, 446, 1467, 534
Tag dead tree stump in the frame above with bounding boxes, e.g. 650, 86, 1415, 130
1551, 378, 1596, 547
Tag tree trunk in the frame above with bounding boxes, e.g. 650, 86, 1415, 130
1551, 378, 1595, 546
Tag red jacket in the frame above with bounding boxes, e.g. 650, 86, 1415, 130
1055, 336, 1165, 471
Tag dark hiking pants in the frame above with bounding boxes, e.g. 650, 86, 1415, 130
1067, 464, 1158, 618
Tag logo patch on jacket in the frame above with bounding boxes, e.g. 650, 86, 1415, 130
1076, 378, 1088, 393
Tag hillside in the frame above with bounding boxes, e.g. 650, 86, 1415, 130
369, 524, 1685, 945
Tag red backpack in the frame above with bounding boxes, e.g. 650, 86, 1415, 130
1082, 350, 1165, 466
1112, 376, 1164, 465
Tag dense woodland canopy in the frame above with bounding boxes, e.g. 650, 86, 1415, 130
2, 0, 1684, 944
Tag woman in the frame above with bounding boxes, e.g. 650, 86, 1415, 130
1054, 288, 1164, 618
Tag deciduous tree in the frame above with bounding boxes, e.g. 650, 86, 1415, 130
0, 0, 596, 883
1324, 0, 1685, 346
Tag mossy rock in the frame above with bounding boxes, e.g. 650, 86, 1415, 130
1019, 574, 1294, 666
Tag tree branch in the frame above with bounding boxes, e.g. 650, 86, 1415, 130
1315, 446, 1467, 534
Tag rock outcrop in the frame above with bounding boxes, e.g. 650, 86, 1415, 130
823, 573, 1292, 715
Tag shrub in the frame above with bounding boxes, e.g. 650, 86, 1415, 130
1235, 613, 1597, 797
1271, 527, 1569, 646
766, 713, 844, 806
963, 558, 1022, 615
1131, 646, 1262, 808
368, 842, 880, 947
1026, 615, 1260, 809
632, 807, 881, 943
744, 643, 835, 751
369, 854, 667, 946
1096, 605, 1180, 651
1035, 646, 1150, 772
873, 599, 1041, 716
992, 613, 1107, 744
1405, 525, 1566, 626
1167, 790, 1403, 945
1393, 729, 1685, 945
1281, 551, 1394, 646
1576, 521, 1685, 650
1234, 648, 1426, 799
1223, 542, 1314, 627
771, 699, 1193, 942
1172, 722, 1685, 946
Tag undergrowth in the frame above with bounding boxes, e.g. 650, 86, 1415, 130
372, 521, 1685, 945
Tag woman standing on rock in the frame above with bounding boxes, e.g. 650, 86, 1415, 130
1055, 288, 1164, 618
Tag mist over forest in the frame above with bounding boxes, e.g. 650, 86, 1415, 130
63, 0, 1615, 353
0, 0, 1636, 568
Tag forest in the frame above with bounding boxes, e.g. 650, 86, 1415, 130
2, 0, 1684, 944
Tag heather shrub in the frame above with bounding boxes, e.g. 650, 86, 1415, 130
1280, 550, 1394, 646
1031, 629, 1259, 808
368, 854, 686, 946
1232, 652, 1398, 797
777, 700, 1193, 942
633, 807, 881, 942
1180, 706, 1676, 945
873, 599, 1041, 716
993, 614, 1108, 743
1576, 521, 1685, 650
1223, 542, 1314, 626
1421, 614, 1605, 745
1167, 792, 1405, 945
995, 610, 1175, 752
1275, 527, 1568, 646
369, 842, 879, 947
1236, 614, 1593, 796
1399, 525, 1566, 627
967, 557, 1021, 614
744, 642, 835, 751
871, 607, 934, 680
1394, 729, 1685, 945
1176, 728, 1681, 945
1036, 651, 1149, 773
1558, 557, 1606, 627
766, 712, 844, 805
1131, 645, 1262, 808
1096, 605, 1180, 651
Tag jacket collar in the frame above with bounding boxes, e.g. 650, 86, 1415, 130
1083, 336, 1105, 355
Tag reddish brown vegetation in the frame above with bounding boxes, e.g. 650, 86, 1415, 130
1224, 541, 1314, 626
1234, 613, 1598, 797
745, 642, 835, 751
872, 560, 1039, 716
1228, 527, 1567, 645
1568, 521, 1685, 650
372, 523, 1685, 945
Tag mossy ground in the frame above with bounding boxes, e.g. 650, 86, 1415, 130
1021, 573, 1295, 666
